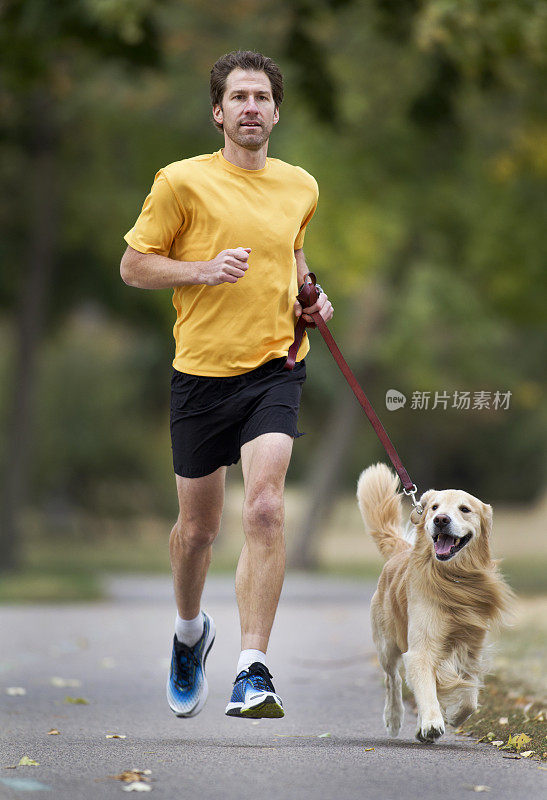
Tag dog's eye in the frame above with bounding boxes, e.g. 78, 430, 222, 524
431, 504, 438, 511
460, 506, 470, 513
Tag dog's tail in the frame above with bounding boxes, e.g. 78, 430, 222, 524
356, 463, 410, 560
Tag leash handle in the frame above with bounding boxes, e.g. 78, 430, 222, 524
284, 273, 320, 370
296, 273, 320, 312
285, 273, 420, 499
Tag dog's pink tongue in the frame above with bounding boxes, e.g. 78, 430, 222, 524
435, 533, 454, 555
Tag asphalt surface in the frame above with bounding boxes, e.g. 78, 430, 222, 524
1, 574, 545, 799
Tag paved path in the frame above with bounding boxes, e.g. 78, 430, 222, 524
1, 575, 545, 799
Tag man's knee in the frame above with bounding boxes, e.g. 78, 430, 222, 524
171, 516, 220, 552
243, 488, 284, 544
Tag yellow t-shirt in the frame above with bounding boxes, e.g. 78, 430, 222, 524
124, 149, 318, 376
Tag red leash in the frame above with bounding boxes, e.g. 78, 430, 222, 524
285, 273, 422, 512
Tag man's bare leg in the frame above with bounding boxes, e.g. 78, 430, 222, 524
167, 467, 226, 717
236, 432, 293, 653
169, 466, 226, 621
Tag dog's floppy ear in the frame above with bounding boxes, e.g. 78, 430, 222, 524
480, 502, 493, 537
410, 489, 435, 525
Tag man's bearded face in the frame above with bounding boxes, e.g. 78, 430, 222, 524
215, 69, 279, 151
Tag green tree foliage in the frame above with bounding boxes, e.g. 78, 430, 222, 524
0, 0, 545, 562
0, 0, 165, 569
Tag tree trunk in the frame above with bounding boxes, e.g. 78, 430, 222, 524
289, 280, 387, 570
0, 92, 59, 572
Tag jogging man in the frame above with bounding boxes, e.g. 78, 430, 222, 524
120, 50, 333, 719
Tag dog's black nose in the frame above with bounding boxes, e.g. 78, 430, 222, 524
433, 514, 451, 529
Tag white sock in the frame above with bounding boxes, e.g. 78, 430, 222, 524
237, 649, 267, 676
175, 612, 203, 647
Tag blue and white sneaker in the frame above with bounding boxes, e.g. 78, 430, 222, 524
166, 611, 215, 717
225, 662, 284, 719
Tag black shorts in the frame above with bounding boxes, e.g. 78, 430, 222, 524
170, 357, 306, 478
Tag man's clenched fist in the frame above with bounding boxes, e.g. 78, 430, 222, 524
200, 247, 251, 285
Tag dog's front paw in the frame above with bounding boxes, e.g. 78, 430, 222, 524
416, 714, 445, 743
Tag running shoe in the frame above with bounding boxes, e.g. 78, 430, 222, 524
166, 611, 215, 717
225, 662, 284, 718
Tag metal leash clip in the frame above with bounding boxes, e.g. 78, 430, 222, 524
403, 483, 423, 515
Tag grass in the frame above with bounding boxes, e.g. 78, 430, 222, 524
399, 673, 547, 763
0, 515, 238, 604
459, 675, 547, 762
0, 568, 101, 604
0, 486, 545, 603
497, 558, 547, 596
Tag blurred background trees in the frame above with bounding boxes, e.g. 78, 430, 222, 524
1, 0, 545, 573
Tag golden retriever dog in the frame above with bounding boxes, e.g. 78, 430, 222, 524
357, 463, 514, 743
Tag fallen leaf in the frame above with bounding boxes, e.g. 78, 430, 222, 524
122, 784, 151, 793
4, 765, 18, 769
507, 733, 532, 752
106, 734, 126, 739
486, 732, 496, 741
6, 687, 26, 696
473, 788, 490, 793
112, 772, 141, 782
50, 677, 81, 688
18, 756, 40, 766
491, 741, 504, 747
499, 717, 508, 725
64, 696, 89, 704
47, 729, 60, 735
364, 747, 374, 752
520, 751, 535, 758
503, 754, 521, 759
110, 770, 150, 783
317, 732, 331, 738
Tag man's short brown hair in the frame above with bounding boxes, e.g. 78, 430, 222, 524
210, 50, 284, 131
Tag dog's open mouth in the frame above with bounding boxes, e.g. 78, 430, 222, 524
433, 532, 472, 560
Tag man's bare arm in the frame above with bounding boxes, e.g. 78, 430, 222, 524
294, 248, 311, 288
120, 245, 251, 289
293, 248, 333, 323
